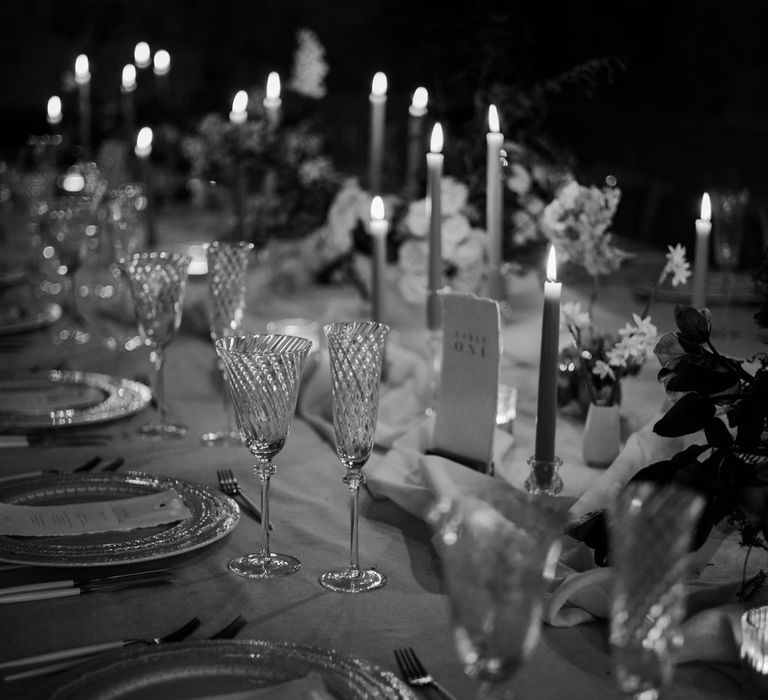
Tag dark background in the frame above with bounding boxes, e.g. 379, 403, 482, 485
1, 0, 767, 252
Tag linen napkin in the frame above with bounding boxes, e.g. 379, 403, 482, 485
200, 672, 334, 699
0, 490, 192, 536
297, 341, 432, 450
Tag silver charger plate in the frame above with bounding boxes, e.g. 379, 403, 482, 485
36, 639, 416, 699
0, 302, 61, 335
0, 473, 240, 567
0, 370, 152, 429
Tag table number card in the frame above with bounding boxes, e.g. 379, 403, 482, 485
431, 292, 500, 473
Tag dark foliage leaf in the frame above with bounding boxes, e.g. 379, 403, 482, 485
704, 417, 733, 447
663, 356, 741, 395
675, 305, 712, 343
654, 393, 716, 437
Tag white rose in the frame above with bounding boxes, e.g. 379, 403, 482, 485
440, 177, 468, 216
404, 199, 429, 237
397, 238, 428, 275
441, 214, 472, 261
506, 163, 532, 196
328, 178, 365, 239
452, 228, 486, 268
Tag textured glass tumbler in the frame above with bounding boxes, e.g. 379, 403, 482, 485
123, 251, 191, 438
320, 320, 390, 593
440, 493, 566, 698
216, 333, 312, 579
202, 240, 254, 446
607, 482, 705, 699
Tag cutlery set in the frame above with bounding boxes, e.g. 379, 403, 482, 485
0, 454, 123, 483
216, 468, 272, 529
0, 614, 247, 681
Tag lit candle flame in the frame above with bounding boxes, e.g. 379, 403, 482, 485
700, 192, 711, 221
430, 122, 443, 154
371, 196, 385, 221
74, 54, 90, 84
135, 126, 153, 157
488, 104, 500, 133
46, 96, 62, 125
371, 71, 388, 97
411, 87, 428, 111
153, 50, 170, 76
546, 246, 558, 282
266, 72, 281, 101
232, 90, 248, 113
134, 42, 151, 68
121, 64, 136, 91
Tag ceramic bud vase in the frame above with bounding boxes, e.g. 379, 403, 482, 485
583, 402, 621, 468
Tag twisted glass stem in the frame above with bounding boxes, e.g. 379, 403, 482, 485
149, 346, 168, 424
344, 469, 365, 575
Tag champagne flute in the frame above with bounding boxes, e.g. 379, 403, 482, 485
215, 333, 312, 578
123, 251, 191, 438
201, 240, 254, 446
320, 320, 390, 593
439, 492, 566, 698
712, 188, 749, 338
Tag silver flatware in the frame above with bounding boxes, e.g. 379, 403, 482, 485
0, 455, 103, 483
0, 568, 170, 597
217, 468, 272, 530
394, 647, 459, 700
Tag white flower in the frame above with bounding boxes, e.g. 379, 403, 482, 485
404, 199, 429, 237
663, 243, 691, 287
451, 228, 486, 269
440, 177, 469, 216
560, 301, 590, 332
506, 163, 532, 196
326, 178, 366, 250
441, 214, 472, 261
593, 360, 615, 381
288, 28, 329, 99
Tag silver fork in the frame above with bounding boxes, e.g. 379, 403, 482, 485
216, 469, 272, 530
394, 647, 459, 700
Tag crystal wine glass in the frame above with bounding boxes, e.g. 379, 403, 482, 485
215, 333, 313, 578
123, 251, 191, 438
439, 492, 566, 698
320, 320, 390, 593
201, 240, 254, 446
44, 194, 100, 345
712, 188, 749, 338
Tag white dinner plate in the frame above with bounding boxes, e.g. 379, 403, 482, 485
0, 302, 61, 335
0, 370, 152, 429
33, 639, 416, 699
0, 472, 240, 567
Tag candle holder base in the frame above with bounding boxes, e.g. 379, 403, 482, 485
524, 455, 563, 496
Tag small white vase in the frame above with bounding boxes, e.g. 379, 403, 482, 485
583, 402, 621, 468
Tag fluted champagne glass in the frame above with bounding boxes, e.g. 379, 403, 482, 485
439, 493, 566, 698
202, 240, 254, 446
215, 334, 312, 578
123, 251, 191, 438
320, 320, 390, 593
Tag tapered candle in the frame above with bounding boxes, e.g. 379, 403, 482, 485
369, 196, 389, 323
121, 64, 137, 145
691, 192, 711, 309
135, 127, 157, 248
426, 122, 444, 331
263, 72, 281, 129
229, 90, 248, 240
486, 104, 505, 300
153, 50, 170, 111
46, 96, 62, 130
405, 87, 428, 200
134, 42, 151, 69
534, 246, 561, 463
368, 72, 387, 193
74, 54, 91, 160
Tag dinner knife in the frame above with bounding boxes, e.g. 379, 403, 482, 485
0, 568, 170, 597
0, 456, 103, 482
0, 574, 171, 604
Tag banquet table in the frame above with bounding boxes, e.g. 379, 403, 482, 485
0, 208, 764, 700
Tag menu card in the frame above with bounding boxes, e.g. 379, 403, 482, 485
0, 490, 192, 537
431, 293, 500, 473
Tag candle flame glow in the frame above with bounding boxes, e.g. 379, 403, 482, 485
74, 54, 90, 83
411, 87, 428, 110
430, 122, 443, 153
371, 72, 387, 97
232, 90, 248, 114
371, 196, 385, 221
135, 126, 153, 157
121, 64, 136, 91
488, 104, 500, 133
266, 72, 281, 100
134, 42, 151, 68
153, 50, 170, 75
546, 246, 557, 282
46, 96, 62, 124
700, 192, 711, 221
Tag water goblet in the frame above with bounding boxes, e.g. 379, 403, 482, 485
607, 482, 705, 699
438, 492, 566, 698
123, 251, 191, 439
215, 333, 313, 578
44, 194, 100, 345
201, 240, 254, 446
319, 320, 390, 593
